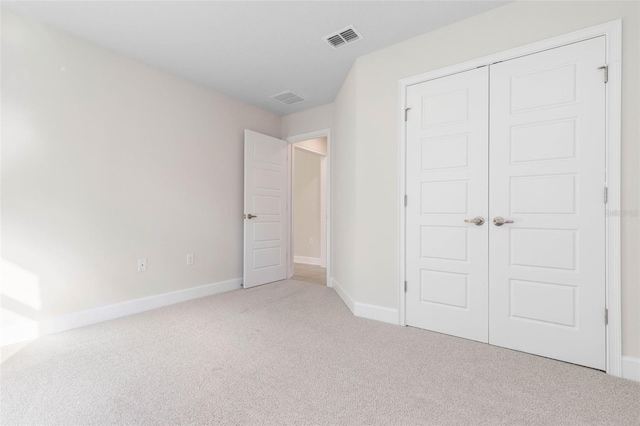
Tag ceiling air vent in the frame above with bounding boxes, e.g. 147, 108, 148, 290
323, 25, 363, 49
271, 90, 305, 105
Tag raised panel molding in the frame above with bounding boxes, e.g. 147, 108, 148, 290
254, 168, 281, 190
420, 270, 468, 308
253, 195, 281, 215
510, 279, 576, 327
510, 119, 576, 164
510, 174, 576, 214
510, 64, 576, 112
421, 181, 468, 214
253, 247, 281, 269
254, 222, 281, 242
253, 142, 282, 165
420, 226, 468, 261
510, 228, 576, 270
421, 134, 469, 170
422, 88, 469, 127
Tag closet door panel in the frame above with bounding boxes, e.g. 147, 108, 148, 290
406, 67, 489, 343
489, 37, 606, 369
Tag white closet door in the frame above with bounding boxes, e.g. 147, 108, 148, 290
406, 67, 489, 343
489, 37, 606, 369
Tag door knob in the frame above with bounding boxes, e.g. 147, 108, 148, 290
245, 214, 258, 219
464, 216, 485, 226
493, 216, 514, 226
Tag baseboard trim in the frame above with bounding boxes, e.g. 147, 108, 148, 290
330, 277, 399, 325
294, 256, 322, 266
622, 356, 640, 382
330, 277, 355, 314
1, 278, 242, 347
354, 302, 399, 325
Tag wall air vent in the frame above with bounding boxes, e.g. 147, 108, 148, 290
323, 25, 363, 49
271, 91, 306, 105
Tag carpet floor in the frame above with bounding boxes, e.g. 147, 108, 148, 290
1, 280, 638, 425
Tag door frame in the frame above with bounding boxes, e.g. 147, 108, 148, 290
291, 145, 328, 268
287, 129, 332, 287
397, 20, 622, 376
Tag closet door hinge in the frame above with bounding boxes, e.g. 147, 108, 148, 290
604, 186, 608, 204
605, 308, 609, 325
404, 281, 407, 292
598, 65, 608, 83
405, 107, 411, 121
404, 195, 408, 207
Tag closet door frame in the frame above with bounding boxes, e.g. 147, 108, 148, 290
398, 20, 622, 377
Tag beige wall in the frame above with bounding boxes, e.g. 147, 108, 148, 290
281, 104, 333, 139
1, 10, 281, 333
331, 1, 640, 356
293, 147, 324, 260
330, 63, 360, 298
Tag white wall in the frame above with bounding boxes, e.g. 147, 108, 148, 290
331, 0, 640, 357
293, 147, 324, 261
281, 104, 333, 139
1, 10, 281, 338
330, 64, 360, 298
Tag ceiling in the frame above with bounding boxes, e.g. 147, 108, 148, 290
3, 1, 508, 116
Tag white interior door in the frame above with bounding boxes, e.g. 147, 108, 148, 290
405, 67, 489, 343
488, 37, 606, 369
244, 130, 288, 288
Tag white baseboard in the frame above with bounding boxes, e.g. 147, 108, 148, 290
294, 256, 322, 266
622, 356, 640, 382
330, 277, 399, 325
354, 302, 400, 325
332, 274, 636, 376
331, 277, 355, 314
1, 278, 242, 347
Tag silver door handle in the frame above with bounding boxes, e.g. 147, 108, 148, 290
464, 216, 485, 226
493, 216, 514, 226
245, 214, 258, 219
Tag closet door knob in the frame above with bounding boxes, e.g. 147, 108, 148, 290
464, 216, 485, 226
493, 216, 514, 226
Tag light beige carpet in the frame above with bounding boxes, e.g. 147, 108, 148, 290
1, 280, 638, 425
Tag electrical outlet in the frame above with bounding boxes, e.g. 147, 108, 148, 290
309, 237, 314, 245
186, 253, 194, 266
137, 258, 147, 272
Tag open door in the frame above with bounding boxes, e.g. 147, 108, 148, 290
243, 130, 288, 288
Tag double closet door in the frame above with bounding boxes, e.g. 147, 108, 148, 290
405, 37, 606, 370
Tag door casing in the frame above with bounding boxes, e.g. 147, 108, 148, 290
286, 129, 332, 288
398, 20, 622, 377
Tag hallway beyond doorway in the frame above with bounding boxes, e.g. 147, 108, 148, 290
292, 263, 326, 286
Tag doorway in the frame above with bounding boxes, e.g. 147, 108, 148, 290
289, 138, 327, 285
243, 128, 331, 289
